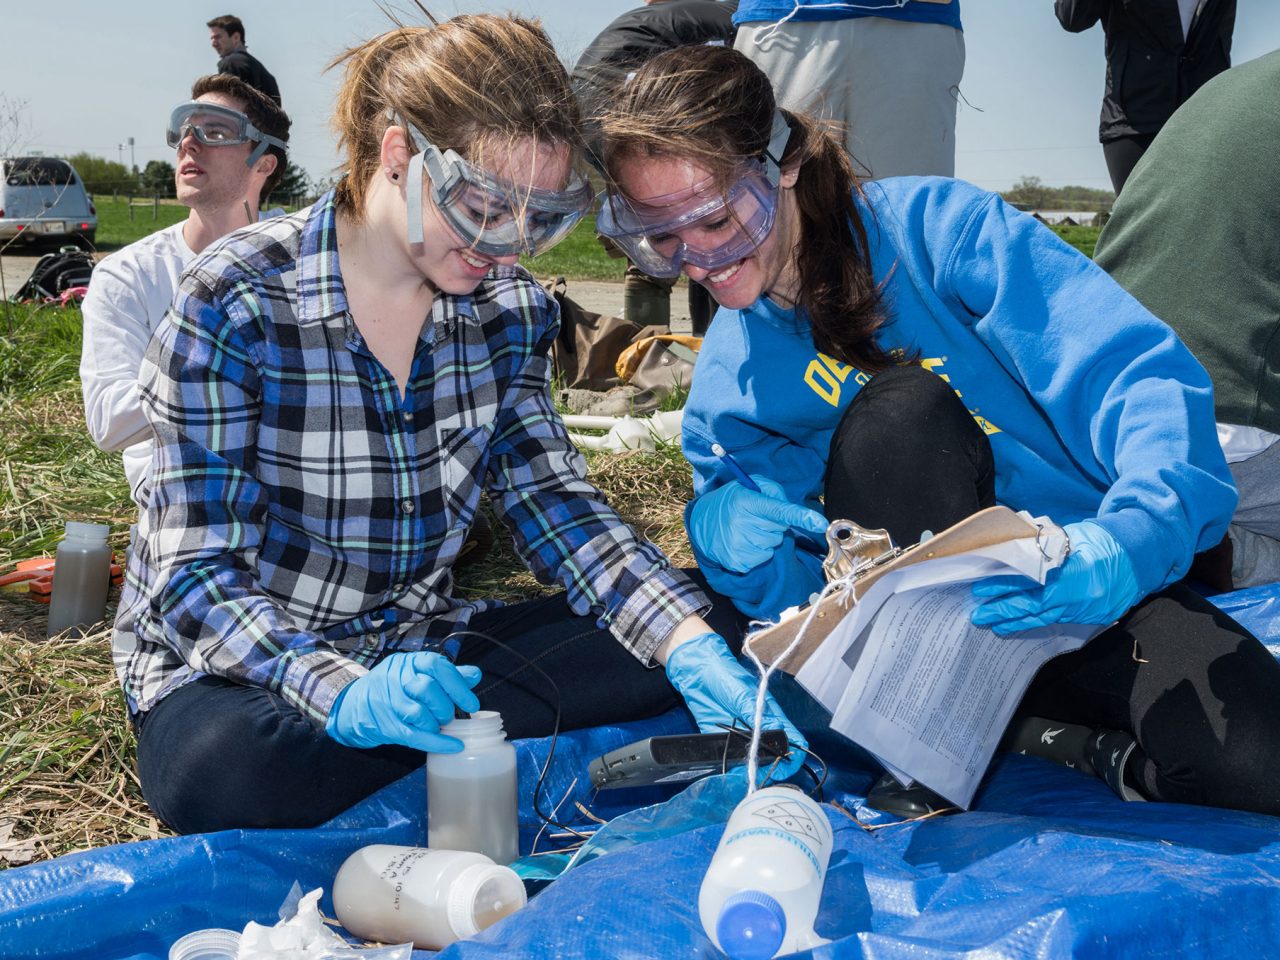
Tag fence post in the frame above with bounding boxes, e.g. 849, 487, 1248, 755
152, 195, 159, 221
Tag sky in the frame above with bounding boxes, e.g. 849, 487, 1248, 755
3, 1, 1278, 193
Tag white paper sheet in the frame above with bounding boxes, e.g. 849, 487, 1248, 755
788, 515, 1101, 808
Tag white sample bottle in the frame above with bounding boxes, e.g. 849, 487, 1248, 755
46, 521, 113, 638
699, 785, 833, 960
332, 845, 526, 950
427, 711, 519, 865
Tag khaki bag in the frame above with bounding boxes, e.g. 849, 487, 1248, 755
544, 277, 661, 390
615, 334, 701, 396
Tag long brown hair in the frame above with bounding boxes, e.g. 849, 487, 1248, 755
599, 45, 892, 371
328, 14, 583, 221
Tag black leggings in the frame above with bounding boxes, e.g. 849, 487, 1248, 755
823, 364, 1280, 814
1103, 132, 1157, 195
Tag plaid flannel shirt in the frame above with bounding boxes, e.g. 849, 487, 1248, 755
113, 192, 709, 723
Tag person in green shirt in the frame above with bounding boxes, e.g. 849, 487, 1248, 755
1094, 49, 1280, 590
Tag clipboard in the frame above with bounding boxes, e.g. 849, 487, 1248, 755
745, 506, 1042, 674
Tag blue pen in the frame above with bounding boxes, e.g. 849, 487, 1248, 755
711, 442, 762, 493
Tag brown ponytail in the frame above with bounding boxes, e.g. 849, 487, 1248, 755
600, 45, 893, 372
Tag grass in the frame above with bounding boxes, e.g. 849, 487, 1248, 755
1052, 224, 1100, 259
521, 215, 628, 281
92, 198, 189, 252
0, 301, 691, 867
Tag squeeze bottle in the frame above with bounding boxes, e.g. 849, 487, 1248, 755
46, 521, 112, 638
427, 710, 519, 864
332, 845, 526, 950
699, 785, 833, 959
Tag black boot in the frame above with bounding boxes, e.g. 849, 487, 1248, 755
1005, 716, 1146, 802
1004, 716, 1096, 776
1085, 728, 1146, 802
865, 773, 954, 819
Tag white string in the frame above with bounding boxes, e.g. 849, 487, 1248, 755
742, 573, 858, 792
753, 0, 912, 46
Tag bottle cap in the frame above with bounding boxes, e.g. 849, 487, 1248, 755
447, 861, 528, 938
717, 890, 787, 960
168, 927, 241, 960
64, 521, 110, 543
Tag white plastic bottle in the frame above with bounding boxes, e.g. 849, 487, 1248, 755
427, 711, 519, 865
699, 785, 833, 960
332, 845, 526, 949
46, 521, 113, 638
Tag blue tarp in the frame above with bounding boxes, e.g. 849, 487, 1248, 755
5, 585, 1280, 960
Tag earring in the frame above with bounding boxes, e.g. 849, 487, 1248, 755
389, 170, 400, 181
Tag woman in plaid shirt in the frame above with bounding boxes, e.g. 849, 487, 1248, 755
113, 14, 806, 834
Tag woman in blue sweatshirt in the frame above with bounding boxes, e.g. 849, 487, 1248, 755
595, 44, 1280, 814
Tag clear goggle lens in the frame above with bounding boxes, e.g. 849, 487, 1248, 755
166, 101, 286, 166
597, 163, 780, 279
401, 119, 592, 258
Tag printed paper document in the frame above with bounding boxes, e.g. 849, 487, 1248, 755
791, 519, 1103, 807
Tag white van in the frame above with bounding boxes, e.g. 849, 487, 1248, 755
0, 157, 97, 248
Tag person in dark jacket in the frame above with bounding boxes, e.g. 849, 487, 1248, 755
207, 14, 282, 107
1056, 0, 1235, 194
573, 0, 737, 335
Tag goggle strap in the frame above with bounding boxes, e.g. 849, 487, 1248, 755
405, 149, 426, 246
246, 139, 270, 168
763, 110, 791, 186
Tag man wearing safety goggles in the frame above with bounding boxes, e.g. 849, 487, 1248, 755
398, 117, 594, 261
597, 111, 794, 308
81, 75, 290, 504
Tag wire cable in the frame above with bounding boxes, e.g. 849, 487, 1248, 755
442, 629, 593, 842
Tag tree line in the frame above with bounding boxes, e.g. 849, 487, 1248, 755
63, 152, 313, 205
1000, 176, 1115, 212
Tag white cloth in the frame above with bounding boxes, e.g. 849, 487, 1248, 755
1216, 421, 1280, 464
79, 221, 195, 503
735, 16, 965, 178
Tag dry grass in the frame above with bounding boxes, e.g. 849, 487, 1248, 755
0, 300, 694, 866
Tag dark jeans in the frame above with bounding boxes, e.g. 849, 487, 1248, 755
135, 569, 743, 834
822, 364, 1280, 814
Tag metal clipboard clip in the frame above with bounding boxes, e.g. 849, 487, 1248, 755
821, 519, 910, 585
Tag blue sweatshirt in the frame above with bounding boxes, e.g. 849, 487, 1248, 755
734, 0, 962, 30
683, 177, 1235, 621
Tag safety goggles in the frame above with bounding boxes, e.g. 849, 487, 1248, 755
596, 111, 793, 280
399, 119, 593, 258
166, 101, 286, 167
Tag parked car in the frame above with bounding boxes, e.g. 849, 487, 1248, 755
0, 157, 97, 248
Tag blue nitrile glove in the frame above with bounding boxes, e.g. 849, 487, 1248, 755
688, 477, 828, 573
326, 651, 483, 753
665, 631, 808, 782
970, 520, 1143, 634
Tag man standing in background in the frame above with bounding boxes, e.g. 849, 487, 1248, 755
208, 14, 282, 106
1056, 0, 1236, 194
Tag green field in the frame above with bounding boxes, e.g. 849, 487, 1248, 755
92, 198, 189, 251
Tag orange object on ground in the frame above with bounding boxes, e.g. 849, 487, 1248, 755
0, 555, 122, 604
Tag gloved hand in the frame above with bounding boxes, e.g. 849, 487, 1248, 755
665, 631, 809, 782
689, 477, 828, 573
971, 520, 1142, 634
326, 651, 483, 753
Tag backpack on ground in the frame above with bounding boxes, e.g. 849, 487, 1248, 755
10, 246, 95, 302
